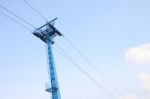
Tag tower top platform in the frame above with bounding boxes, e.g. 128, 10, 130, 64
33, 18, 62, 43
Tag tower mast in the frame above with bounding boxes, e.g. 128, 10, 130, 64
33, 18, 62, 99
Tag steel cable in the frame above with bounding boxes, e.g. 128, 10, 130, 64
63, 35, 122, 96
0, 11, 32, 31
0, 4, 36, 28
55, 43, 115, 99
24, 0, 48, 21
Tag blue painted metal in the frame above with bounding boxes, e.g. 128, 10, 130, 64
46, 38, 61, 99
33, 18, 62, 99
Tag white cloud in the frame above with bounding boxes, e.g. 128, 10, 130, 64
118, 72, 150, 99
118, 94, 137, 99
121, 44, 150, 99
139, 72, 150, 90
125, 43, 150, 64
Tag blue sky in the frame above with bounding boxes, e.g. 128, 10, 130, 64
0, 0, 150, 99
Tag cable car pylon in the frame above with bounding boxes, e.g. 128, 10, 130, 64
33, 18, 62, 99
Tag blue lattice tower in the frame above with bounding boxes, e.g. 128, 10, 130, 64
33, 18, 62, 99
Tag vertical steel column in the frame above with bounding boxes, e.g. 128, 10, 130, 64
47, 38, 61, 99
33, 19, 62, 99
